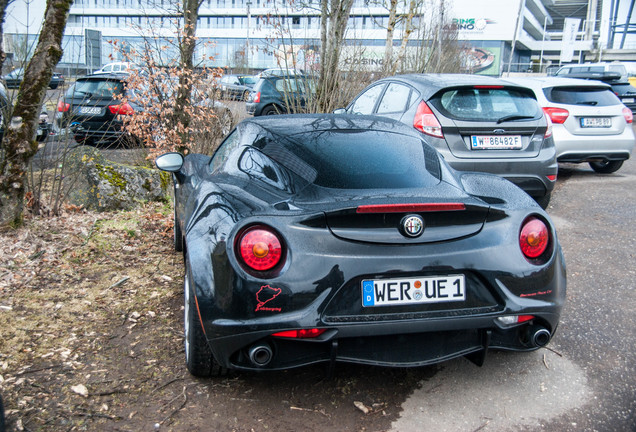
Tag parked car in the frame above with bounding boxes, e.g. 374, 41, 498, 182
246, 74, 314, 116
609, 80, 636, 114
0, 81, 50, 142
56, 73, 141, 147
218, 74, 257, 100
93, 62, 132, 75
3, 67, 65, 89
340, 74, 557, 208
156, 113, 566, 376
506, 76, 635, 174
555, 62, 629, 81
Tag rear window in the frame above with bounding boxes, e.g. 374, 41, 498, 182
612, 83, 636, 96
544, 87, 620, 107
433, 87, 541, 121
253, 130, 441, 190
66, 79, 124, 99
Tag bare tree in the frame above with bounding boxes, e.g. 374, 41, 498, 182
0, 0, 73, 229
316, 0, 355, 112
0, 0, 14, 73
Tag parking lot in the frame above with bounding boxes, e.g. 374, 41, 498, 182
9, 95, 636, 431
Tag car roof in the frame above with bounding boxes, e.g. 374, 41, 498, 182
241, 113, 424, 138
504, 76, 612, 89
77, 73, 130, 81
379, 73, 534, 100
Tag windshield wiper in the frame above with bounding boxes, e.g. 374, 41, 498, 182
73, 91, 94, 98
496, 114, 535, 124
576, 101, 598, 105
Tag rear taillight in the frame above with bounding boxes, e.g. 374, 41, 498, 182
544, 113, 553, 138
108, 102, 134, 115
519, 217, 549, 260
272, 328, 326, 338
238, 225, 283, 271
413, 101, 443, 138
356, 203, 465, 213
253, 91, 261, 103
57, 100, 70, 112
546, 174, 557, 182
542, 107, 569, 124
623, 107, 633, 124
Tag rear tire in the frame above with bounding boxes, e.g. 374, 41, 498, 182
184, 261, 225, 377
242, 90, 250, 101
589, 160, 623, 174
261, 105, 281, 116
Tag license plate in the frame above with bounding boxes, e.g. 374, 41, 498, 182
621, 97, 635, 103
471, 135, 522, 149
79, 107, 102, 115
362, 275, 465, 307
580, 117, 611, 128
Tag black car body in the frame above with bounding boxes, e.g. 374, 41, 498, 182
3, 68, 64, 89
219, 74, 257, 100
56, 73, 140, 146
246, 74, 313, 116
156, 114, 566, 376
342, 74, 558, 208
610, 81, 636, 114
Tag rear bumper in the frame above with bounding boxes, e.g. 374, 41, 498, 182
207, 308, 563, 371
438, 147, 558, 198
553, 125, 635, 162
198, 236, 566, 371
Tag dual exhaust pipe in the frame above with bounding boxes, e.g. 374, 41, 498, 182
525, 325, 551, 348
248, 343, 273, 367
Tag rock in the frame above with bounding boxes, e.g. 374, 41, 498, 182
64, 146, 171, 211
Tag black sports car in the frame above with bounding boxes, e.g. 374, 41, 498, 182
156, 114, 566, 376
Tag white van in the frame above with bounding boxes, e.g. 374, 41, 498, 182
93, 62, 132, 75
555, 62, 628, 81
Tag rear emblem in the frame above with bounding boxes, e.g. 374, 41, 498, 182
401, 215, 424, 238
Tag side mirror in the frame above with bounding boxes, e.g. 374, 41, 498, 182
333, 108, 346, 114
155, 152, 184, 172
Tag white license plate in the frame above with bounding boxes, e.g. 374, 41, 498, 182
79, 107, 102, 115
362, 275, 465, 307
621, 98, 635, 103
580, 117, 611, 128
471, 135, 522, 149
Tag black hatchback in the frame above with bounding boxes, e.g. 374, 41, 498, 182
341, 74, 558, 208
56, 73, 139, 146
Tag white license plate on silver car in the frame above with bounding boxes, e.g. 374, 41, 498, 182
580, 117, 611, 128
362, 275, 465, 307
621, 98, 635, 103
79, 107, 102, 115
471, 135, 522, 149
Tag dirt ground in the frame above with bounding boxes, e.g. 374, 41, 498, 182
0, 202, 438, 432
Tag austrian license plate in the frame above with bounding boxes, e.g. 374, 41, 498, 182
580, 117, 611, 128
362, 275, 465, 307
471, 135, 522, 149
79, 107, 102, 115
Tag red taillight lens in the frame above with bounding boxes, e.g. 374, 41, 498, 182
57, 100, 70, 112
542, 107, 569, 124
108, 102, 134, 115
272, 328, 326, 338
622, 107, 633, 124
413, 101, 443, 138
519, 217, 549, 259
239, 226, 283, 271
546, 174, 557, 181
253, 91, 261, 103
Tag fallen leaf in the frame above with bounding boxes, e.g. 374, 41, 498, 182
71, 384, 89, 397
353, 401, 369, 414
